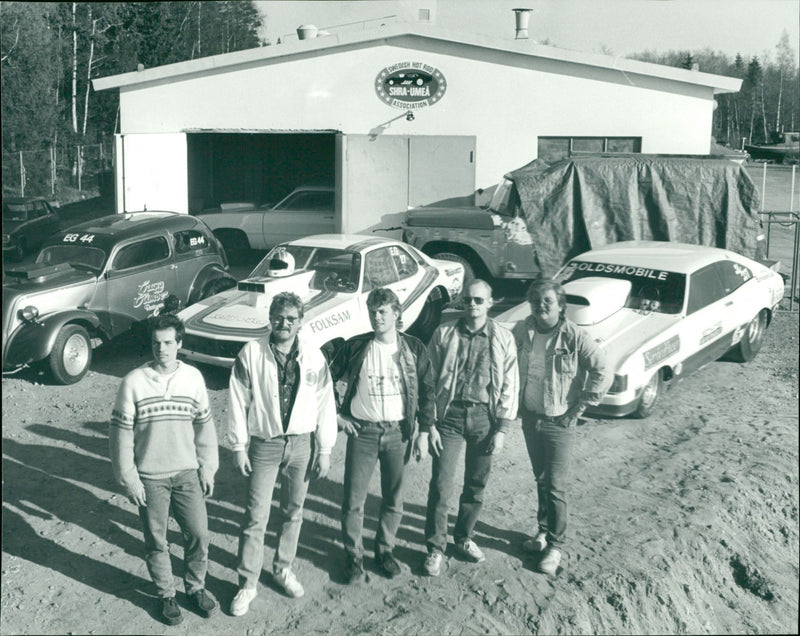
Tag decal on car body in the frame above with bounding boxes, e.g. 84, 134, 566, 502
643, 335, 680, 370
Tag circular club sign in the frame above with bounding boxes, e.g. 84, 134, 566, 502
375, 62, 447, 110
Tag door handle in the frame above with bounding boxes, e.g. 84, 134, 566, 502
724, 301, 733, 306
169, 264, 178, 270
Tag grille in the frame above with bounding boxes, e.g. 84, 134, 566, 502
182, 334, 246, 360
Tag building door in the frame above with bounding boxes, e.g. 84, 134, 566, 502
340, 134, 475, 236
115, 133, 188, 213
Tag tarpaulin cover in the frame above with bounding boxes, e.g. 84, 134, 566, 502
510, 154, 762, 276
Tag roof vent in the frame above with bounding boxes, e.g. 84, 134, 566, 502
513, 8, 532, 40
297, 24, 319, 40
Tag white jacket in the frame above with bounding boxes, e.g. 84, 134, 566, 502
226, 335, 337, 455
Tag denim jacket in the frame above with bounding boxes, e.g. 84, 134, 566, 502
330, 331, 435, 442
512, 316, 610, 417
428, 318, 519, 433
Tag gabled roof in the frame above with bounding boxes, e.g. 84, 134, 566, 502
93, 22, 740, 95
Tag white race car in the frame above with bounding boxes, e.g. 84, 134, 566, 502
496, 241, 785, 418
177, 234, 464, 367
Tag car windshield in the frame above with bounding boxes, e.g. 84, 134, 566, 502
3, 203, 29, 222
556, 259, 687, 314
252, 245, 360, 291
36, 245, 107, 273
272, 190, 333, 212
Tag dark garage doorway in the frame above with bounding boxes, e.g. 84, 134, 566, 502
187, 132, 336, 213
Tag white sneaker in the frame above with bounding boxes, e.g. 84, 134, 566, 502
230, 587, 257, 616
537, 547, 562, 576
523, 532, 548, 553
455, 539, 485, 563
274, 568, 305, 598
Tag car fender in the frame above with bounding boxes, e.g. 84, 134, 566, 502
3, 309, 102, 369
187, 265, 238, 306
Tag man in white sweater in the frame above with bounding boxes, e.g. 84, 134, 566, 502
110, 313, 219, 626
227, 291, 338, 616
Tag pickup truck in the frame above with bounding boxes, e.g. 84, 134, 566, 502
401, 154, 767, 287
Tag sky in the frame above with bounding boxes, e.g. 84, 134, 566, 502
255, 0, 799, 61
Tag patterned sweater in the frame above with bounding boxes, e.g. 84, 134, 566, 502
110, 361, 219, 490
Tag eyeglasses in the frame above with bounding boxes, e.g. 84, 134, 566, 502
270, 315, 299, 325
463, 296, 487, 305
530, 298, 557, 308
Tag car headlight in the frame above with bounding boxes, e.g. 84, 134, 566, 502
608, 374, 628, 393
20, 305, 40, 322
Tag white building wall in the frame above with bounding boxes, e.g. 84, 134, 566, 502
119, 42, 715, 189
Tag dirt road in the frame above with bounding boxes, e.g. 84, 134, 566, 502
1, 312, 798, 635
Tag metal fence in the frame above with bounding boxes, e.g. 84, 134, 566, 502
2, 142, 113, 198
760, 211, 800, 312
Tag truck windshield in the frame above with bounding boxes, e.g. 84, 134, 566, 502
487, 179, 518, 216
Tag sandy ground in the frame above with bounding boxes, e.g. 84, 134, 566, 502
1, 309, 797, 635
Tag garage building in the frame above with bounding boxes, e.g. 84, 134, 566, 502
92, 20, 740, 234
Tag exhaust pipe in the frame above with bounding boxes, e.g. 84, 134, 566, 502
513, 8, 532, 40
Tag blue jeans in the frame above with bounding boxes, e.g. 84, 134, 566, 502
425, 403, 493, 554
521, 409, 577, 549
236, 434, 312, 588
139, 469, 209, 598
341, 420, 406, 559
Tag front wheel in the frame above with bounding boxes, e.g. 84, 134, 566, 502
634, 369, 663, 419
432, 252, 475, 300
49, 324, 92, 384
730, 310, 766, 362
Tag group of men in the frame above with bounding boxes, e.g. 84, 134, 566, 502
110, 260, 610, 625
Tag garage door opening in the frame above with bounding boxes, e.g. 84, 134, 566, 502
187, 132, 336, 214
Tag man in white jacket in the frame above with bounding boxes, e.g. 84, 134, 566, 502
226, 291, 337, 616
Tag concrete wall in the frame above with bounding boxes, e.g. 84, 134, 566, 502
118, 39, 715, 193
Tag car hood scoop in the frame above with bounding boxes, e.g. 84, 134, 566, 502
4, 262, 93, 287
564, 277, 632, 325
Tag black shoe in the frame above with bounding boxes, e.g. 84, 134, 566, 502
190, 588, 219, 618
375, 551, 401, 578
160, 595, 183, 625
344, 555, 365, 584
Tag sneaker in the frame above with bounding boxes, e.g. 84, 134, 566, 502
274, 568, 305, 598
190, 588, 219, 617
375, 551, 401, 578
230, 587, 257, 616
344, 556, 365, 585
455, 539, 485, 563
160, 595, 183, 625
537, 547, 562, 576
423, 550, 443, 577
522, 532, 548, 554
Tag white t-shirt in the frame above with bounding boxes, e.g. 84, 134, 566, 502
350, 339, 405, 422
523, 329, 555, 414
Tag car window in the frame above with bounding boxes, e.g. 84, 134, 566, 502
112, 236, 170, 271
715, 260, 752, 296
364, 247, 400, 290
390, 245, 419, 280
173, 229, 212, 255
32, 201, 47, 218
687, 264, 726, 315
274, 191, 333, 212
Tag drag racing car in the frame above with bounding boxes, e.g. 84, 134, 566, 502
496, 241, 785, 418
177, 234, 465, 367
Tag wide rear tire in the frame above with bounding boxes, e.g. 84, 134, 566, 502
730, 310, 766, 362
49, 324, 92, 384
408, 292, 443, 343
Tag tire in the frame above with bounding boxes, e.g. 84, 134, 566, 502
634, 368, 663, 419
199, 277, 236, 301
730, 310, 766, 362
216, 231, 250, 265
432, 252, 475, 300
49, 324, 92, 384
408, 292, 443, 342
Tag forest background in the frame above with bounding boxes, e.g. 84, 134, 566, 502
1, 1, 798, 202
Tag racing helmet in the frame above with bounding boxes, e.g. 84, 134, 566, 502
267, 249, 295, 277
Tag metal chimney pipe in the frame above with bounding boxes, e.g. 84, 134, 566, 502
513, 8, 532, 40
